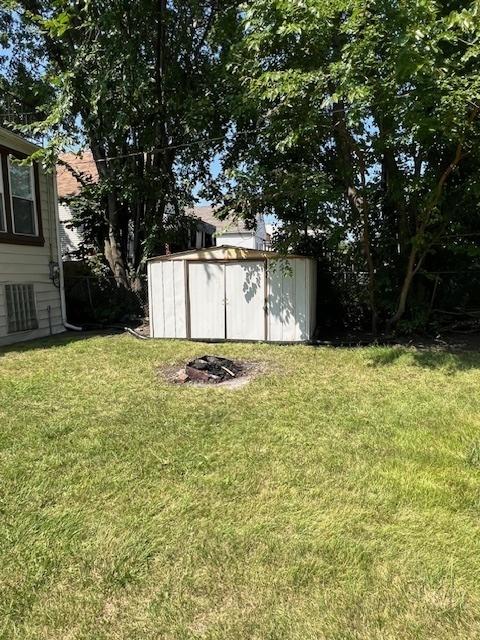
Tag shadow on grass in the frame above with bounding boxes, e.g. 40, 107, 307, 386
368, 346, 480, 372
0, 329, 122, 359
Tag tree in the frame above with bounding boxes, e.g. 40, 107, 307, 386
222, 0, 480, 332
1, 0, 237, 288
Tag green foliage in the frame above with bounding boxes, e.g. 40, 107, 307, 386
221, 0, 480, 331
2, 0, 480, 328
1, 0, 238, 285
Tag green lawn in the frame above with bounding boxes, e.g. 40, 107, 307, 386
1, 334, 480, 639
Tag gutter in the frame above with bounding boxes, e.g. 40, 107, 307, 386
52, 173, 83, 332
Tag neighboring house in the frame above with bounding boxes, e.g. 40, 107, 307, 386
193, 206, 269, 250
56, 151, 216, 257
56, 151, 268, 256
190, 218, 215, 250
0, 127, 65, 346
58, 202, 84, 259
56, 150, 97, 259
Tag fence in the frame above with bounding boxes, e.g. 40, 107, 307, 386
63, 274, 148, 325
64, 265, 480, 332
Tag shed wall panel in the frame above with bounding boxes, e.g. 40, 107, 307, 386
267, 261, 283, 341
267, 259, 297, 341
280, 261, 296, 341
294, 259, 308, 341
226, 261, 265, 340
149, 260, 186, 338
267, 259, 315, 341
163, 261, 176, 337
309, 260, 317, 337
149, 261, 165, 338
188, 262, 225, 339
173, 261, 187, 338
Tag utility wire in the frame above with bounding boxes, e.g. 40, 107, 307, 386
55, 126, 274, 167
3, 95, 479, 168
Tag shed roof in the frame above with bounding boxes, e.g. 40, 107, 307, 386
148, 245, 312, 262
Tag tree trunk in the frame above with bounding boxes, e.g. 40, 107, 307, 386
387, 126, 471, 329
332, 101, 378, 334
91, 144, 130, 288
105, 193, 129, 288
386, 248, 421, 330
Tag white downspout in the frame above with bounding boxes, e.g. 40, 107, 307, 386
52, 171, 83, 331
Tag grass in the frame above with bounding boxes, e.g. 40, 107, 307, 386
1, 334, 480, 639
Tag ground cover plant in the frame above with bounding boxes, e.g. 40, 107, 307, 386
1, 333, 480, 639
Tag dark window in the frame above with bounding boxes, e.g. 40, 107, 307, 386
205, 233, 213, 248
0, 162, 6, 231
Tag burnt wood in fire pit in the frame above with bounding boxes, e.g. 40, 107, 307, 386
184, 355, 242, 383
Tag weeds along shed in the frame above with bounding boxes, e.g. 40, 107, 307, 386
147, 246, 317, 342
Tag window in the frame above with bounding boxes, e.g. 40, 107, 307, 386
0, 145, 43, 245
205, 233, 213, 248
5, 284, 38, 333
9, 159, 37, 235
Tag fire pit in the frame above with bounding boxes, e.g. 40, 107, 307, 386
175, 355, 243, 384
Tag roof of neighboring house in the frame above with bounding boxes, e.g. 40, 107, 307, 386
57, 150, 98, 198
191, 205, 255, 235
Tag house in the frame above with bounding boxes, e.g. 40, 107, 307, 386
56, 152, 268, 256
56, 152, 216, 258
56, 150, 97, 260
0, 127, 65, 346
193, 206, 269, 250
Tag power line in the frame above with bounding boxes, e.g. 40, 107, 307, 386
3, 96, 479, 168
57, 126, 271, 167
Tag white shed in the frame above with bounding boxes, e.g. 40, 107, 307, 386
147, 246, 316, 342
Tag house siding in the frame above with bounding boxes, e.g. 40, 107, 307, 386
216, 232, 257, 250
0, 130, 64, 347
58, 203, 83, 259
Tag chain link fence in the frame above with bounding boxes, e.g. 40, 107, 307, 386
64, 274, 148, 326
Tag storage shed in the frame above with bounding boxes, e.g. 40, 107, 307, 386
148, 246, 316, 342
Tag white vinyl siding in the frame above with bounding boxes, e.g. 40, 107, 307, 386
0, 129, 64, 347
216, 232, 257, 249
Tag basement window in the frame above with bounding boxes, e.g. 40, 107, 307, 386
5, 284, 39, 333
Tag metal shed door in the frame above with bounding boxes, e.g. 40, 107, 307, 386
188, 262, 225, 339
226, 261, 266, 340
